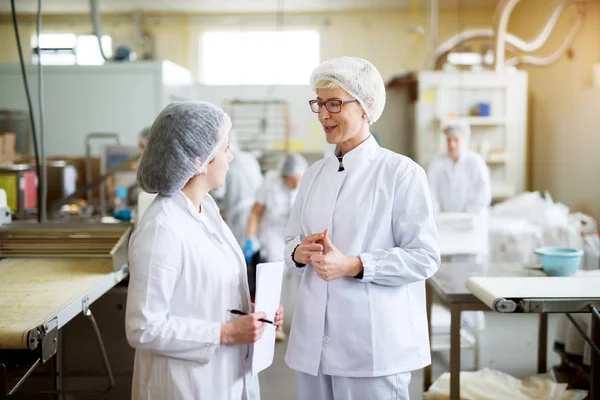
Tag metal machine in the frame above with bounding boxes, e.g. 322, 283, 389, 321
0, 223, 131, 397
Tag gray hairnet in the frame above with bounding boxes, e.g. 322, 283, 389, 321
137, 101, 232, 195
443, 121, 471, 144
309, 57, 386, 124
281, 153, 308, 176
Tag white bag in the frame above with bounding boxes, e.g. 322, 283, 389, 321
424, 368, 587, 400
488, 217, 543, 264
570, 213, 600, 270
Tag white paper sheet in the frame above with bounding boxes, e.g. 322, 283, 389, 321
252, 261, 284, 375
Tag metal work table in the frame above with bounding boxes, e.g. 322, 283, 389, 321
423, 262, 547, 400
0, 259, 128, 397
0, 223, 131, 398
467, 275, 600, 400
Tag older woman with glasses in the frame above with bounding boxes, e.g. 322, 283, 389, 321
282, 57, 441, 400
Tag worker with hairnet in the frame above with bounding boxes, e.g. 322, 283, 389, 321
284, 57, 440, 399
127, 126, 153, 208
212, 131, 264, 248
244, 152, 309, 341
427, 121, 492, 262
138, 126, 151, 155
125, 101, 284, 399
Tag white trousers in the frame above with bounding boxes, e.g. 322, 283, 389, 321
295, 370, 411, 400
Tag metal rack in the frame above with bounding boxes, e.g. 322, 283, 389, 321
222, 99, 291, 162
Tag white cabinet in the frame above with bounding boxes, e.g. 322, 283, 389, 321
0, 61, 194, 157
388, 70, 528, 200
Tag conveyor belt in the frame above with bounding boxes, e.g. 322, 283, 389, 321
0, 258, 118, 350
466, 276, 600, 312
466, 274, 600, 400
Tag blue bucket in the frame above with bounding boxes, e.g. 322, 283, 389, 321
534, 247, 583, 277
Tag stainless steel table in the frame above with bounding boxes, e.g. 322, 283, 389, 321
467, 275, 600, 400
423, 262, 546, 400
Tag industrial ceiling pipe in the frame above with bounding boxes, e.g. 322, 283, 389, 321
431, 0, 580, 70
494, 0, 522, 72
517, 0, 570, 52
429, 28, 523, 69
505, 4, 584, 66
89, 0, 109, 61
429, 0, 438, 55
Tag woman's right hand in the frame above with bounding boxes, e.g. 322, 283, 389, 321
294, 233, 325, 265
221, 312, 267, 344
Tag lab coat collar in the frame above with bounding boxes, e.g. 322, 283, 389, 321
172, 190, 213, 224
331, 134, 379, 173
173, 190, 233, 245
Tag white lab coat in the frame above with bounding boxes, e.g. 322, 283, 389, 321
256, 171, 298, 262
427, 150, 492, 260
216, 151, 264, 247
283, 135, 441, 377
126, 191, 259, 400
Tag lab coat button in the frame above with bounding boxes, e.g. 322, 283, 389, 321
322, 336, 330, 344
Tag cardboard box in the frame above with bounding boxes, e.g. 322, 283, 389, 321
3, 132, 15, 155
0, 132, 18, 164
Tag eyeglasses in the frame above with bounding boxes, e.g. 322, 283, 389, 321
309, 99, 358, 114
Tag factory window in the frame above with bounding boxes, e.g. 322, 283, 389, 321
31, 33, 112, 65
201, 30, 320, 85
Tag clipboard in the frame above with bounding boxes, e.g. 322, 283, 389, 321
252, 261, 285, 375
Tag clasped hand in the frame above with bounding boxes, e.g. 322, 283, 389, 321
293, 229, 362, 281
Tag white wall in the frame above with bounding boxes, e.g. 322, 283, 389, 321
508, 0, 600, 221
0, 62, 191, 156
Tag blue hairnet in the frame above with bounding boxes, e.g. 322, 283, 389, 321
281, 153, 308, 176
137, 101, 232, 195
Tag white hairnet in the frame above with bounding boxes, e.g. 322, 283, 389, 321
309, 56, 386, 124
281, 153, 308, 176
137, 101, 232, 195
443, 121, 471, 144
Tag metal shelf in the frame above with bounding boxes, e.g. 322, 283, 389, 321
485, 152, 509, 164
438, 116, 507, 126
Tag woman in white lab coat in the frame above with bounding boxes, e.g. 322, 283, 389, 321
125, 101, 283, 400
244, 152, 308, 341
427, 121, 492, 262
244, 153, 308, 264
284, 57, 441, 400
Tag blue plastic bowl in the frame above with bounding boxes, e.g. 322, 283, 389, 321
534, 247, 583, 277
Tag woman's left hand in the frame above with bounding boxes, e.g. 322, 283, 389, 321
310, 229, 363, 281
274, 304, 284, 332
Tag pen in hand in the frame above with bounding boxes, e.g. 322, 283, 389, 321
228, 309, 276, 326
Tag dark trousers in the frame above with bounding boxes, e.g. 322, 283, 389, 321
247, 251, 262, 301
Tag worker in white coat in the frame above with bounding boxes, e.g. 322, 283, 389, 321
213, 133, 264, 247
427, 121, 492, 262
129, 126, 154, 209
244, 153, 308, 263
284, 57, 441, 400
125, 101, 284, 400
244, 152, 308, 341
138, 126, 150, 155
